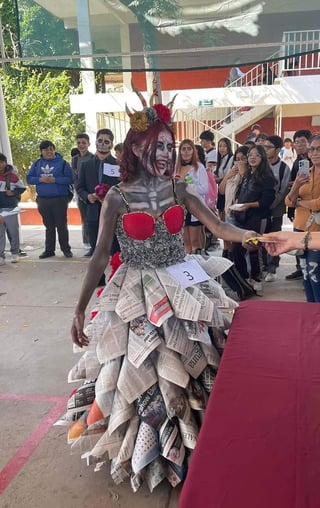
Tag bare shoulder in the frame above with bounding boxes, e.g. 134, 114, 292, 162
105, 185, 124, 207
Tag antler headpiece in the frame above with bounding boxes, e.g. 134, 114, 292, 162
126, 80, 177, 133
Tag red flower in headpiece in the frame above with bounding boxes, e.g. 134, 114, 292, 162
95, 183, 110, 200
153, 104, 171, 124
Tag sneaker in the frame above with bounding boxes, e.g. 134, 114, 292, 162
250, 278, 263, 292
285, 270, 303, 280
64, 251, 73, 258
83, 249, 94, 258
11, 254, 19, 263
264, 272, 277, 282
0, 257, 5, 266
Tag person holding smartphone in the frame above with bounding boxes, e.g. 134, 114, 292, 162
285, 134, 320, 302
286, 129, 312, 280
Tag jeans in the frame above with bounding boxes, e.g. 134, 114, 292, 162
232, 217, 268, 280
300, 249, 320, 302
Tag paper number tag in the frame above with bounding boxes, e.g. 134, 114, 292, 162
166, 260, 209, 288
103, 163, 120, 177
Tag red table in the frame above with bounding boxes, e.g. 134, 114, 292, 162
179, 301, 320, 508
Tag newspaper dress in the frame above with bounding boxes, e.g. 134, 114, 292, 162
66, 188, 237, 493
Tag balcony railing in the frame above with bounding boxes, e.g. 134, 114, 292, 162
211, 29, 320, 131
100, 30, 320, 145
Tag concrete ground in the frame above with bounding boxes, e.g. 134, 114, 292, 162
0, 225, 305, 508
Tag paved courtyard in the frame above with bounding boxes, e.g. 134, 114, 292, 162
0, 225, 305, 508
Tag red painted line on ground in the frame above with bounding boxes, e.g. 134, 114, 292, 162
0, 392, 67, 403
0, 396, 67, 494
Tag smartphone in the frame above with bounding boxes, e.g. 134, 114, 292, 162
298, 159, 310, 176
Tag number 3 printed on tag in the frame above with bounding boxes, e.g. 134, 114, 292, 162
166, 260, 209, 288
183, 270, 194, 282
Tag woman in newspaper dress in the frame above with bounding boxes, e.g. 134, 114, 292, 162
68, 99, 255, 492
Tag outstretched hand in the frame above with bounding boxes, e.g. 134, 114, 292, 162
71, 311, 90, 348
262, 231, 300, 256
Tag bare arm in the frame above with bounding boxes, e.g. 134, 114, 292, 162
71, 189, 121, 347
177, 180, 255, 243
263, 231, 319, 255
285, 173, 309, 206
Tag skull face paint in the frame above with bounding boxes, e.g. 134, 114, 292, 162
96, 135, 112, 154
143, 130, 174, 176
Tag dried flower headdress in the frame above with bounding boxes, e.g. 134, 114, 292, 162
126, 81, 177, 133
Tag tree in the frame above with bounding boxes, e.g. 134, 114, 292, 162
1, 67, 85, 179
1, 2, 84, 180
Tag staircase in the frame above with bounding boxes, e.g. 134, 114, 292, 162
173, 29, 320, 144
219, 105, 275, 138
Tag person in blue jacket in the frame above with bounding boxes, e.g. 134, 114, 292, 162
27, 140, 73, 258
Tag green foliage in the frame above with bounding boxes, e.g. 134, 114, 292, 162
16, 0, 79, 59
1, 68, 85, 179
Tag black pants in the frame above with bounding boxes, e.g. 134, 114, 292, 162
87, 218, 120, 287
87, 219, 120, 255
37, 196, 71, 253
76, 196, 89, 244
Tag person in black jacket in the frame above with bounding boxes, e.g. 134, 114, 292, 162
71, 133, 94, 247
231, 144, 276, 287
76, 129, 120, 286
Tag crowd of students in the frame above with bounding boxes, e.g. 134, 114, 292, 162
196, 126, 320, 303
2, 122, 320, 304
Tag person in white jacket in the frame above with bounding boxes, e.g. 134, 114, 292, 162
176, 139, 209, 253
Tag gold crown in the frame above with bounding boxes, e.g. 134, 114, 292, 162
126, 81, 177, 132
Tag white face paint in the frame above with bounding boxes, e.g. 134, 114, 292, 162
149, 130, 174, 176
180, 143, 193, 164
96, 134, 112, 154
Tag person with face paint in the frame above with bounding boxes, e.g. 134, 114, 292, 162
176, 139, 209, 254
68, 96, 257, 492
76, 129, 120, 272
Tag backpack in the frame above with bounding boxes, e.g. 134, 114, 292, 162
205, 170, 218, 209
221, 264, 257, 301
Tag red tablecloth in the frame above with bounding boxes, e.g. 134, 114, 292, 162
179, 301, 320, 508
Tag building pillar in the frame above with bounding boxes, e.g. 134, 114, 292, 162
76, 0, 97, 140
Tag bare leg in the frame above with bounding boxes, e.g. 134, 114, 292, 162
183, 226, 192, 254
189, 225, 203, 253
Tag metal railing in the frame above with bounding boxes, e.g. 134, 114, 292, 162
173, 108, 241, 148
99, 30, 320, 144
211, 29, 320, 131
